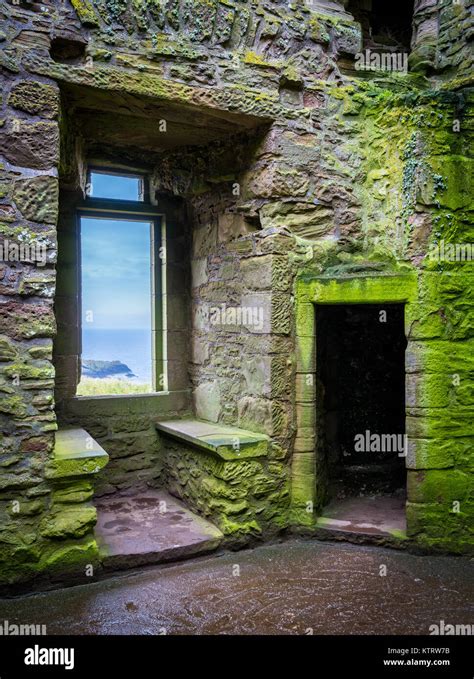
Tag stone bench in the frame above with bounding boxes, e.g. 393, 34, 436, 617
156, 419, 285, 542
46, 427, 109, 480
37, 428, 110, 559
156, 419, 269, 460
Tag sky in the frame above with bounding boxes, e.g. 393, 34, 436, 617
81, 174, 152, 330
90, 172, 141, 201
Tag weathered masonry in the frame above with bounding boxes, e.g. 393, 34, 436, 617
0, 0, 473, 589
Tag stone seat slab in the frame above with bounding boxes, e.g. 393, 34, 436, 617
46, 427, 109, 480
156, 418, 269, 460
95, 489, 223, 570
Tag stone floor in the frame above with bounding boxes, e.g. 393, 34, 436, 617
0, 540, 472, 635
316, 495, 407, 537
95, 489, 223, 570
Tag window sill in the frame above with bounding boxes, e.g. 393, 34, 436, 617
59, 389, 192, 418
72, 390, 170, 401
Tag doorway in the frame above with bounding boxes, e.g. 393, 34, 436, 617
316, 303, 407, 537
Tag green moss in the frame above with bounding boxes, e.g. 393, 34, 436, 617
40, 506, 97, 539
0, 337, 17, 361
0, 543, 41, 586
308, 17, 330, 44
243, 51, 277, 69
0, 396, 27, 418
408, 469, 472, 505
299, 273, 418, 305
8, 500, 45, 517
53, 481, 94, 504
70, 0, 100, 26
0, 530, 101, 586
8, 81, 59, 118
39, 537, 100, 575
387, 528, 409, 540
3, 363, 54, 380
219, 516, 262, 537
420, 156, 472, 210
45, 456, 108, 480
406, 501, 473, 554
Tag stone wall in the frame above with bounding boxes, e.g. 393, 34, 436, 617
59, 392, 191, 495
410, 0, 473, 77
164, 440, 289, 544
0, 0, 472, 587
1, 11, 60, 586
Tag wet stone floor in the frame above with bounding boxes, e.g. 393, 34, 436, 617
0, 540, 472, 635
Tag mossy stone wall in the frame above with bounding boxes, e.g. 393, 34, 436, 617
0, 0, 472, 588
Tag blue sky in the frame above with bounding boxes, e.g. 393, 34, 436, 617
81, 217, 152, 330
90, 172, 141, 200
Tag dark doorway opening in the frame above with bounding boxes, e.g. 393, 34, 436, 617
316, 304, 407, 537
347, 0, 414, 50
370, 0, 414, 49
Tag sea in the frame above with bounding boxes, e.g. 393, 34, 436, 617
82, 328, 152, 383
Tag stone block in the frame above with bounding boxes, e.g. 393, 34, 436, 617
40, 505, 97, 539
406, 437, 463, 470
240, 292, 271, 334
53, 481, 94, 505
295, 373, 316, 402
407, 468, 472, 505
296, 302, 315, 337
296, 403, 314, 430
194, 382, 221, 422
191, 258, 208, 288
191, 337, 209, 365
296, 334, 316, 373
294, 436, 315, 452
8, 81, 59, 119
237, 395, 272, 434
0, 337, 18, 362
406, 373, 451, 408
243, 355, 271, 396
259, 201, 333, 238
193, 221, 217, 257
218, 213, 255, 243
271, 293, 292, 335
0, 121, 59, 170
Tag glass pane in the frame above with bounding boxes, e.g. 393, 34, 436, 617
78, 217, 153, 396
89, 172, 142, 201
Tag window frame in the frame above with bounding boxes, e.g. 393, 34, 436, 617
77, 170, 167, 396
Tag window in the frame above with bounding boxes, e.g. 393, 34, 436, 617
77, 170, 165, 397
87, 171, 145, 202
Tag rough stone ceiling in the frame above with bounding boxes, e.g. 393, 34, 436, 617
62, 83, 268, 154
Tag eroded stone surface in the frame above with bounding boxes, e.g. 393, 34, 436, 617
0, 540, 472, 635
94, 488, 223, 569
